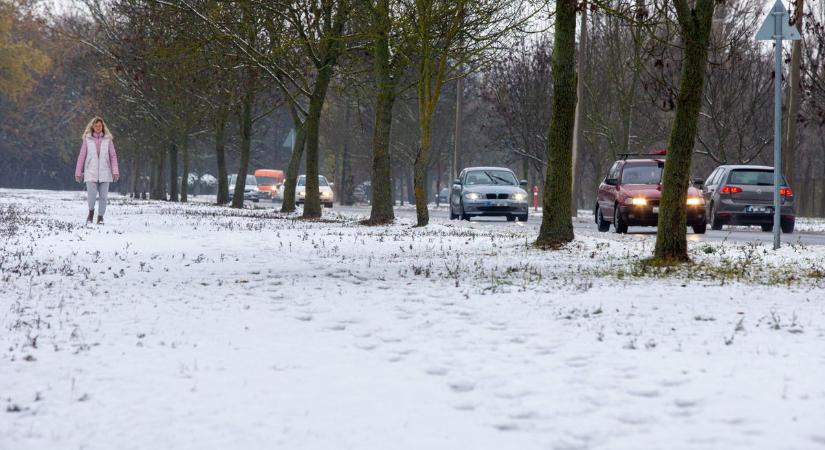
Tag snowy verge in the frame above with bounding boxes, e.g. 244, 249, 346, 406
2, 189, 825, 450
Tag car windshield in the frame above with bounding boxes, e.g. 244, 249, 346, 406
256, 176, 277, 185
728, 169, 781, 186
245, 175, 257, 185
297, 176, 329, 187
464, 170, 517, 186
621, 163, 663, 184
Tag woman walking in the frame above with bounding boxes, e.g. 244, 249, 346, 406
75, 117, 119, 224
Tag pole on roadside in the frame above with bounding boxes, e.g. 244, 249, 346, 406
756, 0, 801, 250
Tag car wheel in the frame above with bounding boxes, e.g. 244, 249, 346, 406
692, 221, 707, 234
517, 214, 528, 222
460, 201, 470, 221
596, 205, 610, 232
761, 223, 773, 232
613, 204, 628, 234
325, 203, 333, 208
449, 200, 457, 220
506, 215, 516, 222
710, 203, 722, 230
781, 220, 795, 234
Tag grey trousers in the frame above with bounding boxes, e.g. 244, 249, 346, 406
86, 182, 110, 216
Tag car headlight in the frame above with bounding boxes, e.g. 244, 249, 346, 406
464, 192, 481, 200
298, 190, 305, 196
626, 197, 647, 206
686, 197, 704, 206
511, 192, 527, 201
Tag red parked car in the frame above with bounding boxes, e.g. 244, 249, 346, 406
594, 152, 706, 234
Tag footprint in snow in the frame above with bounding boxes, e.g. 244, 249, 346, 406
354, 339, 378, 351
565, 355, 590, 368
425, 367, 449, 376
448, 381, 475, 393
294, 314, 312, 322
326, 323, 346, 331
626, 387, 660, 398
453, 401, 477, 411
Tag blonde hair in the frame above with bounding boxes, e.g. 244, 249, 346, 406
82, 116, 114, 139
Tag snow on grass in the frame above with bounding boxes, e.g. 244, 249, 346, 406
2, 189, 825, 450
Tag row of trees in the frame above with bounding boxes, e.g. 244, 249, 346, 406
3, 0, 825, 261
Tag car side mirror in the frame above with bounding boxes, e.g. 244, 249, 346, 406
329, 182, 335, 188
519, 179, 528, 186
454, 178, 462, 185
692, 178, 704, 188
605, 178, 617, 186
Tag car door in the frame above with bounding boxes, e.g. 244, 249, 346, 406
451, 170, 465, 210
600, 162, 622, 218
702, 168, 720, 214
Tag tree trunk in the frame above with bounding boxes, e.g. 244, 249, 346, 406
453, 76, 463, 182
180, 134, 189, 203
215, 108, 230, 205
413, 114, 434, 226
782, 0, 803, 188
169, 142, 179, 202
571, 0, 588, 214
653, 0, 715, 262
366, 0, 397, 224
281, 106, 306, 213
151, 149, 165, 200
303, 62, 334, 219
232, 80, 254, 209
340, 102, 352, 206
131, 157, 139, 198
536, 0, 577, 247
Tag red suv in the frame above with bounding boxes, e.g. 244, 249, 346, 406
594, 153, 706, 234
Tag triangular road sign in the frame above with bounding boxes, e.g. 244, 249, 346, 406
756, 0, 802, 41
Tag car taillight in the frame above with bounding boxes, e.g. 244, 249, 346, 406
720, 186, 742, 194
780, 187, 793, 197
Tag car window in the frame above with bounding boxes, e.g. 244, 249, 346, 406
246, 175, 257, 185
705, 168, 719, 186
463, 170, 518, 186
297, 176, 329, 187
257, 176, 277, 185
621, 162, 663, 184
728, 169, 785, 186
607, 162, 621, 181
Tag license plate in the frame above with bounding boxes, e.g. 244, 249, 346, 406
652, 207, 659, 214
746, 206, 771, 213
496, 202, 507, 207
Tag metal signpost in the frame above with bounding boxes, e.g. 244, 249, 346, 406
756, 0, 801, 250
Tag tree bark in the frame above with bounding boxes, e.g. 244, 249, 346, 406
215, 107, 230, 205
150, 150, 165, 200
782, 0, 803, 188
653, 0, 715, 262
340, 102, 352, 206
536, 0, 577, 247
414, 113, 434, 226
169, 142, 179, 202
571, 0, 588, 214
180, 134, 189, 203
366, 0, 397, 225
302, 62, 334, 219
232, 78, 254, 209
281, 105, 306, 213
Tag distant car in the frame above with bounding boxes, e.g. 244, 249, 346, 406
353, 181, 371, 204
700, 165, 794, 233
227, 174, 260, 203
438, 187, 449, 204
450, 167, 529, 222
255, 169, 284, 201
296, 175, 334, 208
595, 153, 706, 234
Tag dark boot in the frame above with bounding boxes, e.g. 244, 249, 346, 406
97, 215, 104, 225
86, 210, 94, 224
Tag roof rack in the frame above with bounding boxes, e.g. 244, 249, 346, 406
618, 150, 667, 160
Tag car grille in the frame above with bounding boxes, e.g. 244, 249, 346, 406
485, 193, 510, 200
478, 206, 517, 212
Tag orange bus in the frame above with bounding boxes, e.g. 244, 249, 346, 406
254, 169, 285, 200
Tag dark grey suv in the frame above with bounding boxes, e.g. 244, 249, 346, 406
699, 165, 794, 233
450, 167, 529, 222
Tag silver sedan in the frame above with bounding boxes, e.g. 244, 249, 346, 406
450, 167, 529, 222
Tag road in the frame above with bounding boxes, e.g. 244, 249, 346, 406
255, 200, 825, 246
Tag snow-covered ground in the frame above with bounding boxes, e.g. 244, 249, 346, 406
2, 189, 825, 450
